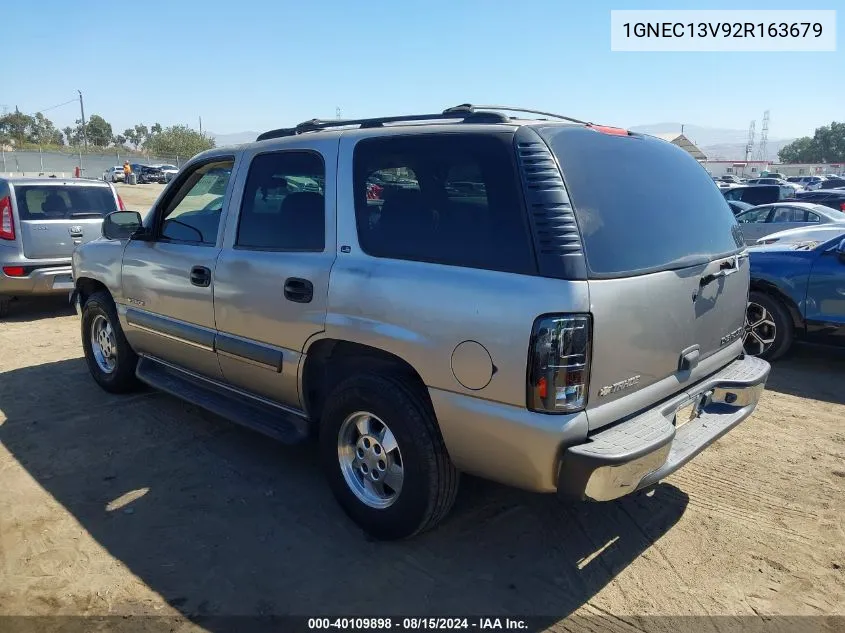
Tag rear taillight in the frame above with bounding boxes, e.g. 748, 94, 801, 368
0, 196, 14, 240
2, 266, 25, 277
117, 194, 126, 211
839, 202, 845, 211
527, 314, 591, 413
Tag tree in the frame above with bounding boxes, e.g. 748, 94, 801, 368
144, 124, 215, 158
62, 126, 74, 145
150, 122, 162, 136
0, 108, 35, 145
114, 134, 127, 146
123, 128, 139, 148
134, 124, 149, 148
778, 121, 845, 163
83, 114, 113, 147
29, 112, 63, 145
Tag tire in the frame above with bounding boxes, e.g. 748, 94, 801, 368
319, 372, 459, 540
0, 297, 11, 318
81, 291, 140, 393
745, 291, 793, 360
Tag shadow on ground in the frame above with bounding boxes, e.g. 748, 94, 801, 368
0, 296, 74, 323
0, 358, 690, 631
764, 343, 845, 405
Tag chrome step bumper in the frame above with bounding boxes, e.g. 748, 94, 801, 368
557, 355, 770, 501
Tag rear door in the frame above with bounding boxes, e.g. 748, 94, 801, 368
539, 126, 747, 430
804, 238, 845, 347
11, 182, 118, 259
764, 205, 814, 238
213, 141, 337, 408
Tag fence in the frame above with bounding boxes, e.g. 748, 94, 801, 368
0, 149, 186, 179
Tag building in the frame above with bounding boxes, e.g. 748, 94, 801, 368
651, 133, 707, 161
704, 160, 844, 178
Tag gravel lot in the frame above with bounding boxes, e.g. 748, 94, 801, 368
0, 183, 842, 632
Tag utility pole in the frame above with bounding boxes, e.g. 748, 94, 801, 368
77, 90, 87, 150
199, 116, 203, 134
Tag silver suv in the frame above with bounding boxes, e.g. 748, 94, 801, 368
0, 177, 121, 317
71, 105, 771, 540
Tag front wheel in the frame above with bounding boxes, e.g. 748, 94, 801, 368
319, 373, 459, 540
744, 291, 793, 360
81, 291, 140, 393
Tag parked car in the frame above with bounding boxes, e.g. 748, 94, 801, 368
746, 177, 802, 193
718, 175, 743, 185
727, 200, 754, 215
746, 232, 845, 359
151, 164, 179, 183
793, 189, 845, 211
0, 177, 123, 317
818, 177, 845, 190
796, 176, 825, 190
723, 184, 793, 206
102, 166, 125, 183
71, 104, 770, 539
130, 164, 167, 184
763, 172, 786, 180
734, 202, 845, 245
755, 223, 845, 246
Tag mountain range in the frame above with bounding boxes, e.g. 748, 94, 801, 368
211, 122, 796, 162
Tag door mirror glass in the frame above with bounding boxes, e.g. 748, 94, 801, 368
102, 210, 142, 240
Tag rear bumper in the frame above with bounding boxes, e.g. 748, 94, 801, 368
557, 355, 770, 501
0, 263, 74, 297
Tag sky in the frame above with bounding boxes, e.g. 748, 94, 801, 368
2, 0, 842, 140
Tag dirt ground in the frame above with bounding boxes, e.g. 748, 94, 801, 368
115, 183, 165, 218
0, 190, 843, 631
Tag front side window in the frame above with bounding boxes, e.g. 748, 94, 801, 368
352, 134, 535, 275
236, 151, 325, 251
159, 159, 233, 244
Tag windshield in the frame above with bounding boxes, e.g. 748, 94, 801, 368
13, 185, 117, 219
539, 126, 743, 277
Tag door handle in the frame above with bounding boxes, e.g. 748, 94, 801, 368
284, 277, 313, 303
190, 266, 211, 287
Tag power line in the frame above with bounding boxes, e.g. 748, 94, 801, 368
33, 97, 78, 114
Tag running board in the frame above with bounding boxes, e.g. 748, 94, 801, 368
136, 356, 310, 444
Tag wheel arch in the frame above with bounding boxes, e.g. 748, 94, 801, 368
749, 279, 804, 334
74, 277, 110, 306
300, 338, 431, 425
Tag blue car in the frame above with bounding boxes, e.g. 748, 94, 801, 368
747, 232, 845, 359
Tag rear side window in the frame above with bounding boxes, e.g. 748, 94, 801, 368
352, 134, 535, 275
236, 151, 325, 251
13, 185, 117, 219
539, 127, 742, 276
770, 207, 805, 223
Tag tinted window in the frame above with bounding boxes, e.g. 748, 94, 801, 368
770, 207, 805, 223
236, 151, 325, 251
159, 159, 233, 244
353, 134, 535, 275
14, 185, 117, 219
737, 208, 772, 224
807, 212, 821, 223
539, 127, 741, 276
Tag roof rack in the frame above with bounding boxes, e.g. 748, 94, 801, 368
255, 104, 587, 142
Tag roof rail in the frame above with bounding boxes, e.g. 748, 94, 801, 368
256, 108, 510, 142
255, 104, 588, 142
444, 104, 590, 125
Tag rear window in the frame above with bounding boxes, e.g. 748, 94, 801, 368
539, 127, 742, 276
352, 133, 535, 275
13, 185, 117, 219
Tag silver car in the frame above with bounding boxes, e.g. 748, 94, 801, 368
71, 105, 770, 539
735, 202, 845, 245
0, 177, 122, 317
755, 223, 845, 246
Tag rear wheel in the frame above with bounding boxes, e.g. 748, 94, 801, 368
81, 291, 140, 393
319, 372, 459, 540
744, 291, 793, 360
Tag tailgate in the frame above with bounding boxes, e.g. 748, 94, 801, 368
19, 218, 103, 258
11, 182, 115, 259
537, 125, 747, 430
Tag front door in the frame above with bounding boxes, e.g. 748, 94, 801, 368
121, 157, 237, 379
213, 143, 337, 408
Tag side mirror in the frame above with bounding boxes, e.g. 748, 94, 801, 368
102, 211, 143, 240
